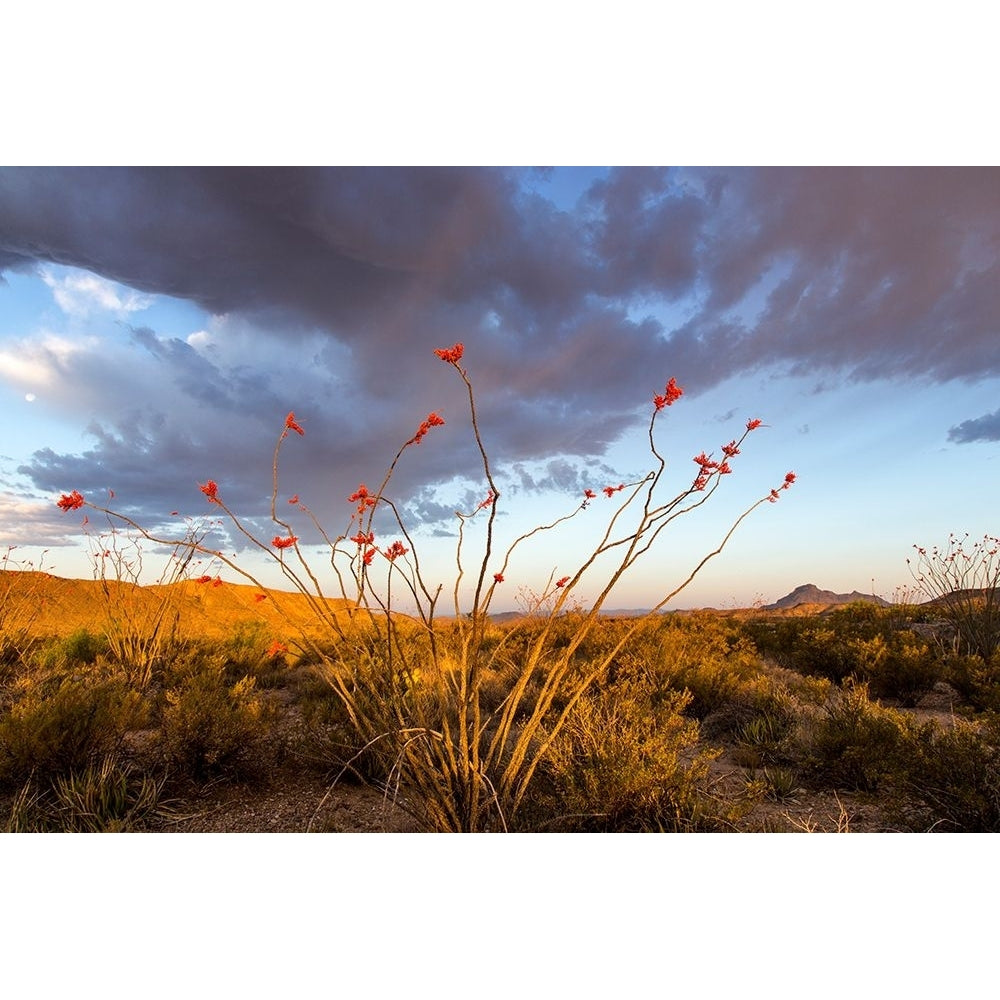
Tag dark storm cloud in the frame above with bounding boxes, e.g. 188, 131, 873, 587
948, 408, 1000, 444
3, 166, 999, 538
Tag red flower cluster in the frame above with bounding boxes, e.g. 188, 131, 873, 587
351, 530, 375, 546
56, 490, 85, 512
584, 489, 596, 499
272, 535, 297, 549
603, 484, 625, 498
555, 576, 571, 588
284, 412, 305, 436
195, 575, 213, 584
348, 484, 378, 515
383, 540, 409, 561
200, 480, 220, 504
434, 342, 464, 364
288, 494, 299, 505
412, 411, 445, 445
746, 418, 763, 431
477, 490, 495, 511
493, 573, 504, 583
266, 640, 288, 659
254, 593, 268, 603
211, 576, 224, 587
767, 473, 797, 503
362, 547, 376, 566
653, 376, 684, 411
722, 440, 740, 458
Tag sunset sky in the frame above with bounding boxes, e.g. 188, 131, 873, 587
1, 166, 998, 610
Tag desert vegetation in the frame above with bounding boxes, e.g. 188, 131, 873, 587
3, 583, 1000, 832
3, 344, 998, 832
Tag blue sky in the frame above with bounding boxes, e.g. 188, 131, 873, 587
1, 167, 998, 610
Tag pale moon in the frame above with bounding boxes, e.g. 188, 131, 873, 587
25, 393, 36, 403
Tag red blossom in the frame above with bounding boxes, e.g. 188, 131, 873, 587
200, 480, 220, 504
602, 484, 625, 498
768, 489, 781, 503
285, 412, 305, 436
653, 376, 684, 411
170, 510, 179, 516
718, 461, 732, 475
477, 491, 495, 511
351, 531, 375, 546
348, 484, 377, 513
584, 489, 596, 499
693, 452, 718, 471
555, 576, 571, 588
272, 535, 297, 549
746, 418, 763, 431
288, 494, 300, 505
434, 342, 464, 364
211, 576, 224, 587
494, 573, 504, 583
383, 540, 409, 561
783, 471, 797, 486
693, 474, 709, 491
362, 547, 376, 566
254, 594, 268, 602
722, 440, 740, 458
266, 640, 288, 658
412, 411, 446, 445
56, 490, 85, 512
195, 575, 213, 584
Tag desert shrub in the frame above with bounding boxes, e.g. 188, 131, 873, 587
160, 664, 274, 781
0, 671, 148, 787
942, 653, 1000, 711
890, 716, 1000, 832
850, 632, 943, 705
33, 629, 109, 673
795, 683, 917, 793
742, 607, 943, 702
539, 681, 735, 831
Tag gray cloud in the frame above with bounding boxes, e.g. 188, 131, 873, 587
948, 408, 1000, 443
2, 166, 999, 542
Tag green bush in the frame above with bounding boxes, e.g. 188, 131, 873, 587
0, 672, 148, 787
891, 717, 1000, 832
942, 653, 1000, 711
796, 684, 916, 793
539, 663, 754, 832
161, 666, 274, 781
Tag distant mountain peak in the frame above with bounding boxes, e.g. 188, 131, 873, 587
765, 584, 889, 611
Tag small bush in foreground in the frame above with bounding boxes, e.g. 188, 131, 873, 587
161, 666, 274, 781
890, 716, 1000, 832
539, 670, 753, 832
796, 683, 916, 793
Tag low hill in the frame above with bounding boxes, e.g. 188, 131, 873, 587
1, 570, 358, 644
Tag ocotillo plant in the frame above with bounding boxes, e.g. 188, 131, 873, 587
57, 343, 795, 830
